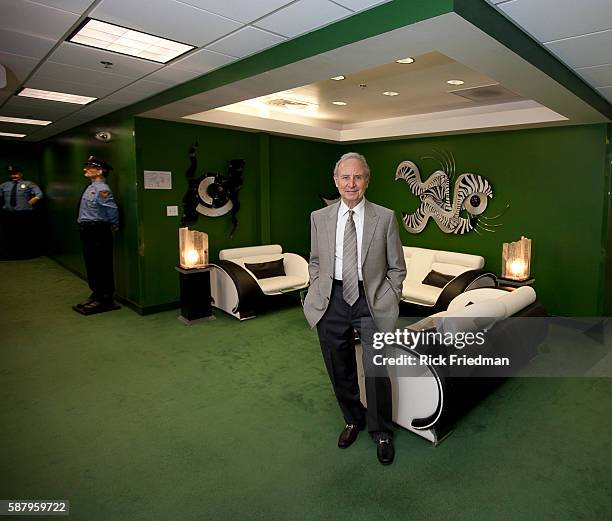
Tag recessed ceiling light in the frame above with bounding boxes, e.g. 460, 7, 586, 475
395, 57, 415, 64
68, 19, 194, 63
18, 88, 97, 105
332, 101, 347, 106
447, 79, 465, 85
0, 116, 52, 126
382, 91, 399, 96
0, 132, 26, 138
330, 75, 346, 81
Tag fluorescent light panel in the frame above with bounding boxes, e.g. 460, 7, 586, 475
0, 116, 52, 126
69, 19, 194, 63
18, 88, 97, 105
0, 132, 26, 138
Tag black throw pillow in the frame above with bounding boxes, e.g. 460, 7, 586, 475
421, 270, 454, 288
244, 258, 286, 279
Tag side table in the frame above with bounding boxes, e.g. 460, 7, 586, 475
175, 265, 215, 325
497, 277, 535, 290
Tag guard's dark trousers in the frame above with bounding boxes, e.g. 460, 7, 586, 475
79, 222, 115, 303
1, 211, 39, 259
316, 280, 393, 436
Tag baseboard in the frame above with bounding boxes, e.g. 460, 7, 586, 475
47, 255, 180, 316
117, 297, 180, 316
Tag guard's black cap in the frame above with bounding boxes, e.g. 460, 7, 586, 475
8, 165, 23, 174
84, 155, 113, 172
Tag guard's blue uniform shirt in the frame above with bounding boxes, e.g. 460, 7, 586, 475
0, 180, 43, 211
78, 181, 119, 225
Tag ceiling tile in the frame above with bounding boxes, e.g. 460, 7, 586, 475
597, 86, 612, 103
0, 29, 56, 59
0, 52, 40, 83
124, 79, 170, 94
546, 30, 612, 68
29, 0, 94, 14
108, 80, 169, 103
2, 95, 83, 120
0, 0, 80, 40
254, 0, 351, 38
101, 90, 146, 105
0, 121, 45, 135
206, 26, 285, 58
575, 63, 612, 88
78, 101, 124, 118
170, 48, 236, 73
177, 0, 294, 23
26, 74, 117, 98
498, 0, 612, 43
48, 42, 164, 78
147, 66, 202, 85
332, 0, 390, 12
33, 61, 136, 91
91, 0, 242, 47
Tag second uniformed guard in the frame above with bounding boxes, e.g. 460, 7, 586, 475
0, 165, 44, 259
74, 156, 120, 315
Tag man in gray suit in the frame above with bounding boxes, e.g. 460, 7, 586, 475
303, 152, 406, 465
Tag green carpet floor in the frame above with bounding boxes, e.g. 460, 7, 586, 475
1, 257, 611, 521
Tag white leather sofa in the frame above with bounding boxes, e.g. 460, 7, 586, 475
210, 245, 309, 320
357, 286, 547, 444
401, 246, 496, 313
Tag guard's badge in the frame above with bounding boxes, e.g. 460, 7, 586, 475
20, 183, 27, 189
99, 190, 110, 198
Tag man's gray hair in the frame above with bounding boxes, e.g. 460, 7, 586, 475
333, 152, 370, 179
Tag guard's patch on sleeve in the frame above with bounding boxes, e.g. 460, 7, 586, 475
99, 190, 110, 198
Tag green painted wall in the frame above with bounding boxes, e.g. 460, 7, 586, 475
0, 142, 44, 250
133, 118, 338, 309
343, 124, 608, 315
134, 118, 262, 308
603, 124, 612, 315
39, 116, 141, 306
20, 115, 608, 316
269, 135, 342, 255
0, 142, 42, 183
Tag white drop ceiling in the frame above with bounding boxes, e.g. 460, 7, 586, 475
0, 0, 389, 140
0, 0, 610, 142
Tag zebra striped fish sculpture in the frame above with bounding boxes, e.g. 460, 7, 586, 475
395, 158, 498, 235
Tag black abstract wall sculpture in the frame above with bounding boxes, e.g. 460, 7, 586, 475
180, 142, 200, 226
196, 159, 245, 238
180, 143, 246, 236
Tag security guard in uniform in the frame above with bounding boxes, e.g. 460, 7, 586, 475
0, 165, 43, 259
75, 156, 119, 314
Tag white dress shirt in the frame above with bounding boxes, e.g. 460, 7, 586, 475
334, 198, 365, 280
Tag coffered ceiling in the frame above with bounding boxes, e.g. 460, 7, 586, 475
0, 0, 611, 142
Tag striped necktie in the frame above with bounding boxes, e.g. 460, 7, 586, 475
342, 209, 359, 306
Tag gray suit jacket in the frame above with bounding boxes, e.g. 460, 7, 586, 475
303, 198, 407, 332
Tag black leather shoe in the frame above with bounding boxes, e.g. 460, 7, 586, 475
76, 298, 95, 309
376, 437, 395, 465
338, 424, 361, 448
